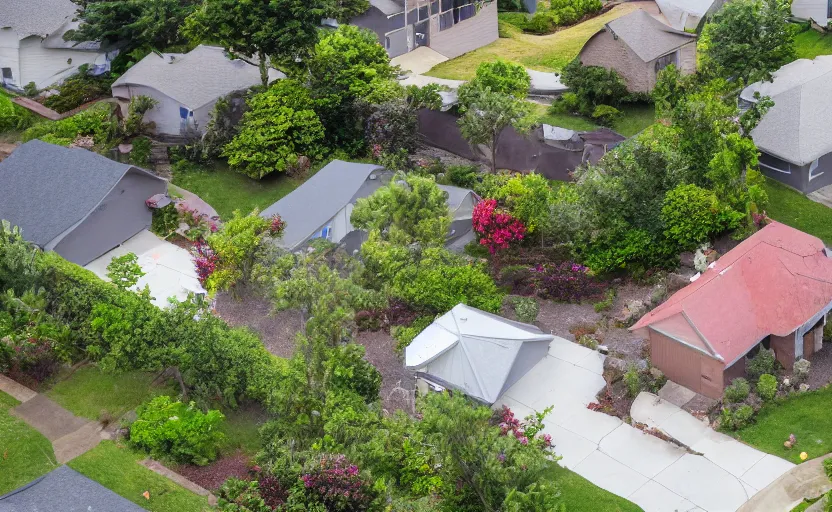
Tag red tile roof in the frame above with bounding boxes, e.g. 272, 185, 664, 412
631, 222, 832, 365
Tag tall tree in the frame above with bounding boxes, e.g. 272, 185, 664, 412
328, 0, 371, 22
184, 0, 330, 86
458, 90, 534, 173
699, 0, 795, 83
68, 0, 198, 52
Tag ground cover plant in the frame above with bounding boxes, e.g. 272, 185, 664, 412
0, 391, 57, 495
793, 27, 832, 60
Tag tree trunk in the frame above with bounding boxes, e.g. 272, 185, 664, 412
259, 51, 268, 87
171, 367, 188, 401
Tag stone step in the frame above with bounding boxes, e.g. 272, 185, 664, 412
11, 395, 90, 441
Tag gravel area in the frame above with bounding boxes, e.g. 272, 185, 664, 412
356, 330, 415, 414
807, 342, 832, 390
413, 143, 484, 169
175, 452, 251, 492
214, 291, 302, 358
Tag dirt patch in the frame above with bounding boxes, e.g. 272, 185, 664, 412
807, 342, 832, 390
214, 291, 302, 359
0, 142, 18, 161
356, 330, 415, 414
174, 451, 251, 492
413, 143, 484, 169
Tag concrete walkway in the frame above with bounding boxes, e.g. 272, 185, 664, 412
808, 184, 832, 209
494, 338, 794, 512
737, 454, 832, 512
0, 375, 104, 464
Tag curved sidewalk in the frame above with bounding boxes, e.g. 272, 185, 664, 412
737, 454, 832, 512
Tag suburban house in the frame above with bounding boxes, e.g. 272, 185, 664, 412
260, 160, 478, 253
0, 0, 115, 91
578, 9, 697, 93
0, 140, 166, 266
349, 0, 499, 59
739, 56, 832, 194
405, 303, 554, 404
631, 222, 832, 399
655, 0, 726, 31
791, 0, 831, 27
111, 45, 284, 137
0, 466, 147, 511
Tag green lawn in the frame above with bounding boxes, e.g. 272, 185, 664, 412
533, 102, 656, 137
763, 178, 832, 245
0, 391, 57, 494
730, 386, 832, 464
46, 365, 175, 422
69, 441, 213, 511
427, 4, 644, 80
794, 29, 832, 60
218, 402, 267, 456
171, 161, 318, 220
547, 465, 644, 511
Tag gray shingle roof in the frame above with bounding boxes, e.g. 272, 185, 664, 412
0, 465, 146, 512
741, 56, 832, 165
370, 0, 405, 16
112, 45, 286, 110
0, 0, 79, 39
260, 160, 386, 250
0, 140, 160, 248
606, 9, 696, 62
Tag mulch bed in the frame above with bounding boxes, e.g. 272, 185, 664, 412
356, 330, 415, 414
175, 451, 251, 492
214, 291, 303, 359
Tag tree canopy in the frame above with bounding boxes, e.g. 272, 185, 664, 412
458, 90, 534, 173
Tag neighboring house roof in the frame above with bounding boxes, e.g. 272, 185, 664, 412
655, 0, 715, 30
631, 222, 832, 366
0, 465, 146, 512
42, 20, 103, 51
406, 304, 554, 404
260, 160, 386, 250
370, 0, 405, 16
111, 45, 285, 110
0, 140, 162, 249
0, 0, 79, 39
604, 9, 696, 62
740, 56, 832, 166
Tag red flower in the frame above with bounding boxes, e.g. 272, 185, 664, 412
472, 199, 526, 254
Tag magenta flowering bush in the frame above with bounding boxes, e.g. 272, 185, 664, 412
268, 215, 286, 236
299, 455, 374, 511
192, 239, 219, 285
472, 199, 527, 254
497, 406, 553, 451
530, 261, 605, 302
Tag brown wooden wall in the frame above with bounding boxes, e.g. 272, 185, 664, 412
771, 333, 795, 368
649, 329, 725, 399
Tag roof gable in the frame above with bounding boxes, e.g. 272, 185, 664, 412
605, 9, 696, 62
632, 222, 832, 363
0, 140, 160, 248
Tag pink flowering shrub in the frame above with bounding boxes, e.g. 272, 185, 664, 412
268, 215, 286, 236
299, 455, 374, 511
472, 199, 526, 254
530, 261, 605, 302
496, 406, 553, 451
192, 239, 219, 285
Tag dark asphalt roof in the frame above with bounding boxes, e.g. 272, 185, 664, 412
0, 140, 161, 248
0, 465, 146, 512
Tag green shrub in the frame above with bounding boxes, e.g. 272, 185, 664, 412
392, 316, 434, 353
724, 378, 750, 404
106, 252, 144, 290
22, 102, 114, 145
721, 404, 754, 430
42, 66, 113, 113
130, 136, 151, 167
824, 458, 832, 480
525, 12, 554, 34
553, 91, 580, 113
757, 374, 777, 402
593, 288, 616, 313
498, 12, 530, 30
396, 262, 504, 314
591, 104, 622, 126
794, 358, 812, 384
661, 183, 744, 251
0, 93, 37, 132
577, 335, 598, 350
446, 164, 481, 189
151, 204, 179, 238
624, 366, 641, 398
467, 59, 531, 99
747, 348, 777, 383
511, 296, 539, 323
129, 395, 225, 466
22, 82, 38, 97
561, 60, 629, 114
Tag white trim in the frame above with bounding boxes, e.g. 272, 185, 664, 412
809, 158, 824, 181
649, 326, 723, 362
759, 161, 791, 174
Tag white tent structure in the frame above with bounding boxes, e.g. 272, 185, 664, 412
655, 0, 721, 31
405, 304, 554, 404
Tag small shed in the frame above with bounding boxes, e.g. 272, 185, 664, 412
0, 140, 166, 266
405, 304, 554, 404
111, 45, 284, 136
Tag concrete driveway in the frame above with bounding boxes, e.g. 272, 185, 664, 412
494, 337, 794, 512
85, 230, 204, 308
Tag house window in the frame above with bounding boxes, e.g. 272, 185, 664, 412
385, 36, 391, 49
809, 158, 824, 181
759, 156, 791, 174
431, 0, 439, 14
1, 68, 11, 80
439, 11, 454, 30
441, 0, 453, 12
654, 51, 678, 72
828, 0, 832, 19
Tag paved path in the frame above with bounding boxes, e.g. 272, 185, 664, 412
737, 453, 832, 512
494, 338, 794, 512
0, 376, 104, 463
808, 184, 832, 209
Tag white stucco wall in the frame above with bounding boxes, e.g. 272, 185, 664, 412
112, 83, 192, 136
0, 29, 21, 88
18, 36, 104, 89
792, 0, 829, 24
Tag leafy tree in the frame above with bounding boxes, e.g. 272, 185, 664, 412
699, 0, 795, 82
560, 59, 629, 115
224, 80, 325, 179
351, 173, 451, 247
661, 184, 743, 250
305, 25, 398, 154
365, 84, 442, 157
458, 59, 531, 108
458, 90, 534, 173
0, 221, 41, 295
184, 0, 331, 85
106, 253, 144, 290
653, 64, 695, 119
706, 133, 762, 210
68, 0, 198, 53
328, 0, 371, 22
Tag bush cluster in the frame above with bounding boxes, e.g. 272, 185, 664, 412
724, 378, 751, 404
501, 0, 603, 34
511, 296, 539, 324
22, 102, 114, 147
42, 66, 114, 113
747, 348, 777, 383
757, 374, 777, 402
